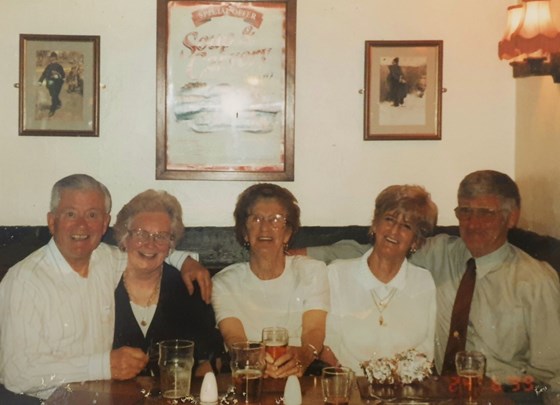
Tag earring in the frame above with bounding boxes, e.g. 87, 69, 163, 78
408, 246, 417, 255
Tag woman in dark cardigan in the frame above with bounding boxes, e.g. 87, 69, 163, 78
112, 189, 222, 376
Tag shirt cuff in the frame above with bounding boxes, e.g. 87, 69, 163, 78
89, 351, 112, 380
167, 250, 200, 269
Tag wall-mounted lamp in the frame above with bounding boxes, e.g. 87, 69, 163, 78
498, 0, 560, 83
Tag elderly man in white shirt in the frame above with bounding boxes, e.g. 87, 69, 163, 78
0, 174, 209, 401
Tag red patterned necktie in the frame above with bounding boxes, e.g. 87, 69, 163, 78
441, 258, 477, 375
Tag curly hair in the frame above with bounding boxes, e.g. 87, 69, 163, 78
233, 183, 301, 247
372, 184, 438, 249
113, 189, 184, 250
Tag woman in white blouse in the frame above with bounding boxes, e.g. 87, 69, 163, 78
212, 183, 329, 378
323, 185, 438, 373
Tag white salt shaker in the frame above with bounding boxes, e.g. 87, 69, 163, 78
200, 371, 219, 404
283, 375, 302, 405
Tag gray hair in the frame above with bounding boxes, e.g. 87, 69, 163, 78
50, 174, 112, 213
113, 189, 185, 250
458, 170, 521, 213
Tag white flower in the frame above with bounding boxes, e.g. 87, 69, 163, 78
361, 349, 432, 385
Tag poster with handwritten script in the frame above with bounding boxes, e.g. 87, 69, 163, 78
156, 0, 296, 180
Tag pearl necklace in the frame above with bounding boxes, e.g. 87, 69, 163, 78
123, 269, 162, 327
370, 288, 397, 326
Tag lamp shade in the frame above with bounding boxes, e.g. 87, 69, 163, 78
510, 0, 560, 58
498, 4, 525, 60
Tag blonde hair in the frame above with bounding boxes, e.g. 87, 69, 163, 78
372, 184, 438, 248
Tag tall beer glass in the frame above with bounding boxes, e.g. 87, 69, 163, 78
455, 351, 486, 404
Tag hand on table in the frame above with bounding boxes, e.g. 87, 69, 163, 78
110, 346, 148, 380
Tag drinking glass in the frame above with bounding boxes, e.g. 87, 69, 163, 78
455, 351, 486, 404
159, 339, 195, 399
262, 326, 289, 361
230, 341, 266, 404
146, 342, 160, 377
321, 366, 354, 405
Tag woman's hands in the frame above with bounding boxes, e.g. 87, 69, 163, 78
264, 346, 304, 378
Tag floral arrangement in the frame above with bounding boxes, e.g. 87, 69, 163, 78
361, 349, 433, 385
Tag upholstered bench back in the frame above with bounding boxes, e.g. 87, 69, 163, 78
1, 225, 559, 280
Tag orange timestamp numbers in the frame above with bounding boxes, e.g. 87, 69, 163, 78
448, 375, 535, 393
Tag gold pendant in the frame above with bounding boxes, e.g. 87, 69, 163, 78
140, 320, 147, 327
379, 315, 384, 326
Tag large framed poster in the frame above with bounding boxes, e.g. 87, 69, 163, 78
156, 0, 296, 180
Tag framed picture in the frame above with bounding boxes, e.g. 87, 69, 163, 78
156, 0, 296, 180
364, 40, 443, 141
19, 34, 100, 137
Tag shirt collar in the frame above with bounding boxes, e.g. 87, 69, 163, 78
469, 242, 511, 279
46, 238, 96, 277
357, 247, 409, 291
47, 238, 78, 275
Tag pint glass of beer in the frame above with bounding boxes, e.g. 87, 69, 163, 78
262, 326, 289, 361
455, 351, 486, 404
230, 341, 266, 404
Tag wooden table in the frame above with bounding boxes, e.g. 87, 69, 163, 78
45, 374, 521, 405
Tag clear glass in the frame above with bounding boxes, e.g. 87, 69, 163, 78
159, 339, 195, 399
321, 366, 354, 405
455, 351, 486, 405
230, 341, 266, 404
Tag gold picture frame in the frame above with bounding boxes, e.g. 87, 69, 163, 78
364, 40, 443, 141
19, 34, 100, 137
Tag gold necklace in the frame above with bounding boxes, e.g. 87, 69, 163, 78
370, 288, 397, 326
123, 269, 162, 327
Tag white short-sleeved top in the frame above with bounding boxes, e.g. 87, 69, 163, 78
212, 255, 329, 345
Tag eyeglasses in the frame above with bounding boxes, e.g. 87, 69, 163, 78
246, 214, 287, 230
454, 206, 502, 220
128, 229, 174, 246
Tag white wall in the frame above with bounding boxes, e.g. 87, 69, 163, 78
516, 76, 560, 238
1, 0, 515, 227
515, 0, 560, 239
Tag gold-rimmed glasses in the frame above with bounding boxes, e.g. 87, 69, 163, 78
246, 214, 287, 230
128, 229, 174, 246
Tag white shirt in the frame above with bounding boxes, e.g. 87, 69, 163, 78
0, 239, 194, 399
325, 248, 436, 373
212, 255, 329, 345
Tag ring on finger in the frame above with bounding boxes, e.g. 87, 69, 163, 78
295, 360, 303, 369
